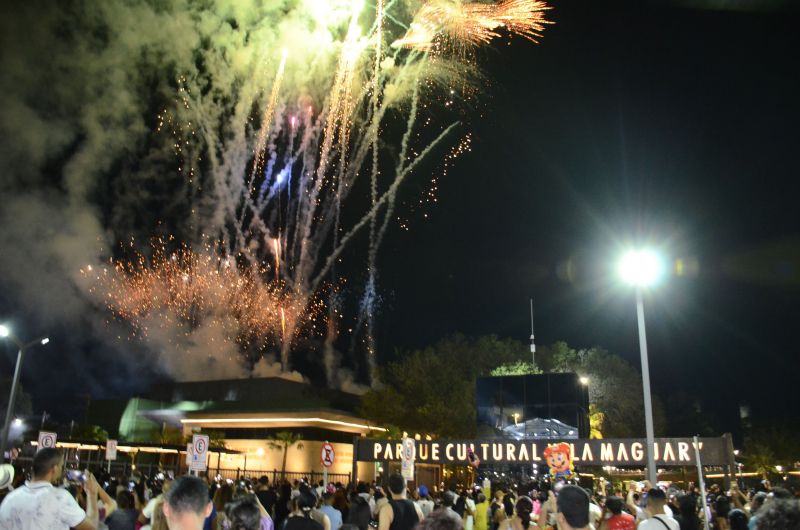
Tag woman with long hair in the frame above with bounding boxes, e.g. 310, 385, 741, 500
499, 497, 535, 530
149, 499, 170, 530
673, 494, 701, 530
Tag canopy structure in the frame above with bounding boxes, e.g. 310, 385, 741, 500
501, 417, 579, 440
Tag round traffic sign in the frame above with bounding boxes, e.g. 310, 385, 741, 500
39, 433, 56, 449
194, 437, 207, 454
321, 442, 335, 468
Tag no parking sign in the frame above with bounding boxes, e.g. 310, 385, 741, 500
37, 431, 57, 451
191, 434, 209, 471
321, 442, 335, 468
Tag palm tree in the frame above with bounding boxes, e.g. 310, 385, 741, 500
267, 432, 304, 477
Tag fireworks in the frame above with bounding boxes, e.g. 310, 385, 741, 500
392, 0, 552, 52
95, 0, 552, 383
86, 240, 324, 359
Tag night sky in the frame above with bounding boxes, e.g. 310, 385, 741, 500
1, 0, 799, 431
378, 0, 800, 426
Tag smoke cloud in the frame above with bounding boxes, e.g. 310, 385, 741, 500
0, 0, 358, 396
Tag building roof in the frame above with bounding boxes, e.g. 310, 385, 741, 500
102, 377, 382, 441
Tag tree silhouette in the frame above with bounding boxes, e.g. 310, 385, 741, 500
267, 431, 304, 477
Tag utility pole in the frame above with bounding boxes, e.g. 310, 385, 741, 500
529, 299, 536, 367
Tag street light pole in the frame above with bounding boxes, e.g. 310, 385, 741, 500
0, 324, 49, 463
635, 287, 657, 485
618, 249, 663, 486
1, 346, 26, 463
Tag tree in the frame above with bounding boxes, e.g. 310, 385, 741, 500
490, 361, 541, 376
742, 422, 800, 477
533, 342, 667, 437
361, 335, 667, 439
267, 432, 304, 477
71, 424, 109, 442
360, 334, 530, 438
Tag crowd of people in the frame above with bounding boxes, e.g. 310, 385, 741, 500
0, 448, 798, 530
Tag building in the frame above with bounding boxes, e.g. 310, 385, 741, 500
89, 376, 385, 481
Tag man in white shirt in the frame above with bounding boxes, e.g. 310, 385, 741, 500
638, 489, 679, 530
0, 447, 99, 530
416, 486, 435, 517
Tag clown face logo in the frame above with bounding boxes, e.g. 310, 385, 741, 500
543, 443, 573, 478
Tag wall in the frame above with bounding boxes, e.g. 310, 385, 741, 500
208, 439, 355, 476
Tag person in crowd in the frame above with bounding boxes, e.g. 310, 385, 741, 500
585, 489, 602, 529
727, 508, 748, 530
415, 509, 463, 530
438, 491, 463, 526
276, 481, 294, 527
713, 488, 731, 530
673, 494, 700, 530
753, 498, 800, 530
0, 447, 100, 530
163, 476, 214, 530
473, 492, 488, 530
0, 464, 15, 504
375, 488, 389, 518
212, 483, 235, 530
306, 487, 331, 530
746, 492, 767, 530
226, 496, 277, 530
105, 490, 141, 530
490, 489, 507, 530
227, 497, 265, 530
142, 479, 175, 528
455, 491, 467, 519
417, 486, 435, 518
285, 489, 325, 530
346, 483, 373, 530
638, 489, 679, 530
149, 499, 171, 530
256, 477, 278, 518
332, 486, 349, 522
555, 485, 590, 530
598, 496, 634, 530
497, 496, 534, 530
502, 492, 515, 520
316, 481, 326, 499
320, 491, 344, 530
463, 490, 477, 530
379, 474, 424, 530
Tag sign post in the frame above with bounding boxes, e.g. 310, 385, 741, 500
321, 441, 335, 487
37, 431, 57, 451
191, 435, 209, 474
106, 439, 117, 473
401, 437, 415, 482
694, 436, 711, 530
185, 443, 193, 474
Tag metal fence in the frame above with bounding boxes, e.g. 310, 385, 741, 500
13, 455, 350, 484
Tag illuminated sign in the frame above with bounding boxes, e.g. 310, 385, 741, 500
355, 438, 728, 466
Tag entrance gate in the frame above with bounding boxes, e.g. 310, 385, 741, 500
352, 435, 736, 488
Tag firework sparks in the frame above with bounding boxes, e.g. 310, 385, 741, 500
392, 0, 552, 51
86, 241, 323, 361
97, 0, 552, 383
